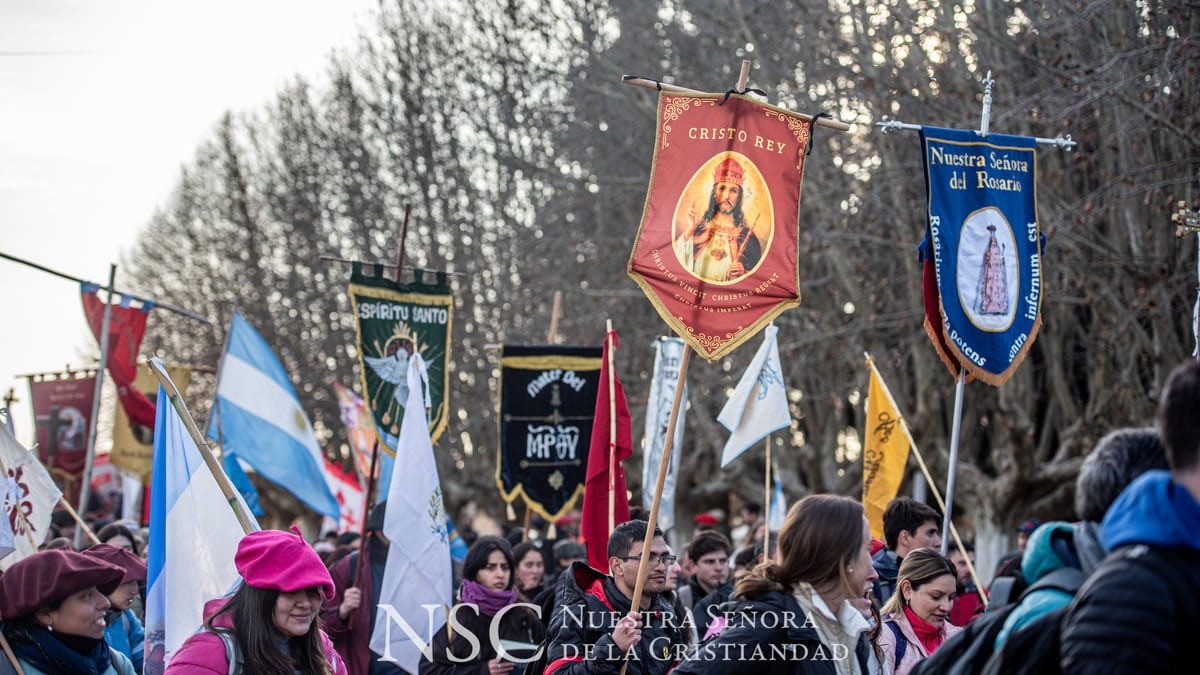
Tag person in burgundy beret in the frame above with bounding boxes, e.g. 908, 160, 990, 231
84, 544, 148, 673
0, 549, 137, 675
164, 527, 347, 675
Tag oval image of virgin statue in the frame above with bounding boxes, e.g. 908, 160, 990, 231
957, 207, 1019, 332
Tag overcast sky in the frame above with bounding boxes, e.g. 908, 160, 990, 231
0, 0, 377, 446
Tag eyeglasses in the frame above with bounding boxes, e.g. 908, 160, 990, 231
616, 554, 677, 566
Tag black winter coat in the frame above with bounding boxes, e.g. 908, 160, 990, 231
1059, 544, 1200, 674
673, 591, 871, 675
419, 601, 545, 675
543, 562, 685, 675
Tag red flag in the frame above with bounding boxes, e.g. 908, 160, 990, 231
580, 330, 632, 573
81, 283, 156, 434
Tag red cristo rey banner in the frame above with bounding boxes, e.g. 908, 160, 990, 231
628, 92, 812, 359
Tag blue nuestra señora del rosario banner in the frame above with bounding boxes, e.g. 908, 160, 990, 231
920, 126, 1042, 387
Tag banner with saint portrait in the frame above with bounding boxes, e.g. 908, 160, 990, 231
920, 126, 1042, 386
496, 345, 602, 521
349, 263, 453, 456
27, 371, 97, 508
628, 92, 814, 360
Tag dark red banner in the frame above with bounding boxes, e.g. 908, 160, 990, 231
28, 374, 97, 508
82, 284, 156, 437
628, 93, 811, 359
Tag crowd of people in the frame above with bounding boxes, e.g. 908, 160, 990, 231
4, 359, 1200, 674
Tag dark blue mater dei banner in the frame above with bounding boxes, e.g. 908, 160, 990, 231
920, 126, 1042, 387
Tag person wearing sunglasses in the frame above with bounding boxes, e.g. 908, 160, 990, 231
543, 520, 686, 675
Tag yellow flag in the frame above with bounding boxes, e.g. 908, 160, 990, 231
110, 363, 192, 481
862, 359, 911, 540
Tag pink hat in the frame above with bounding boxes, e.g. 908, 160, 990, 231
234, 526, 334, 599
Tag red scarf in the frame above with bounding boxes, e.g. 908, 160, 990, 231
903, 605, 944, 655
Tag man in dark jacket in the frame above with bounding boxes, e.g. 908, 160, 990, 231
870, 497, 940, 605
1059, 360, 1200, 673
685, 530, 733, 636
543, 519, 685, 675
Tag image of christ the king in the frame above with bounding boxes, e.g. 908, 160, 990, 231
674, 155, 770, 283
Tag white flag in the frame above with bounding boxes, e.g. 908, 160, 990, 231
642, 337, 688, 532
717, 324, 791, 467
0, 425, 63, 569
370, 354, 453, 672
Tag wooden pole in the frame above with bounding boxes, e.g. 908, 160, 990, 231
58, 496, 100, 546
76, 264, 115, 549
0, 632, 27, 675
619, 347, 691, 675
865, 354, 987, 606
146, 358, 256, 535
395, 203, 412, 283
620, 71, 850, 133
763, 436, 772, 562
348, 439, 381, 631
605, 320, 617, 536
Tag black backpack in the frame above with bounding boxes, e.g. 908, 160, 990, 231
908, 566, 1085, 675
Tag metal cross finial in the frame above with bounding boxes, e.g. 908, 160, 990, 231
979, 70, 995, 135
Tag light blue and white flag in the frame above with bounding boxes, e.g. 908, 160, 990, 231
718, 324, 791, 467
768, 469, 787, 532
370, 353, 453, 672
206, 312, 339, 518
642, 337, 688, 532
145, 364, 258, 670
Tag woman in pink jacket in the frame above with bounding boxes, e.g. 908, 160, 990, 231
166, 527, 347, 675
876, 548, 962, 675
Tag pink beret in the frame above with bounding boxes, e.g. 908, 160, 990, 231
83, 544, 148, 584
0, 550, 124, 619
234, 526, 334, 599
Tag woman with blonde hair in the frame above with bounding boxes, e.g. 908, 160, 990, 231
674, 494, 880, 675
876, 548, 961, 675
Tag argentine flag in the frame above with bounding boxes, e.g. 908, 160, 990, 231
206, 312, 339, 518
144, 365, 258, 669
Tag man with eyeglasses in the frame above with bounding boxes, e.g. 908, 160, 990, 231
543, 519, 686, 675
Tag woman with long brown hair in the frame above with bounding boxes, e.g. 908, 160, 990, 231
674, 494, 879, 675
165, 528, 347, 675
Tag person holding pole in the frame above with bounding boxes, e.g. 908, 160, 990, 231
542, 520, 684, 675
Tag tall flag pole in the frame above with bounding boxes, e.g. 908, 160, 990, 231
861, 353, 988, 606
523, 290, 564, 541
580, 326, 632, 573
144, 359, 258, 670
619, 59, 843, 654
876, 71, 1076, 553
75, 264, 115, 548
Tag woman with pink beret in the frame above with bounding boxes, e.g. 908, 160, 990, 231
165, 527, 347, 675
0, 549, 137, 675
